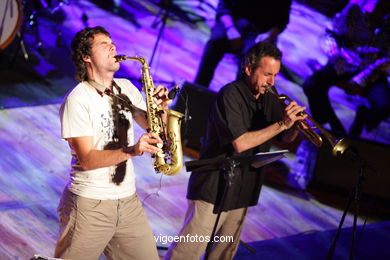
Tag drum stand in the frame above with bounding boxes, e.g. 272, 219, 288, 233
7, 16, 50, 85
10, 0, 46, 63
13, 31, 29, 62
11, 18, 31, 63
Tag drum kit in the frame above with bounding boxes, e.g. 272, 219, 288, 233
0, 0, 23, 50
0, 0, 68, 60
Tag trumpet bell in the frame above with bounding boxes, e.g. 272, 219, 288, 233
332, 138, 350, 157
267, 86, 350, 157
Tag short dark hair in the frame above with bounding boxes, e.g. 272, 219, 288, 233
239, 41, 282, 78
71, 26, 110, 82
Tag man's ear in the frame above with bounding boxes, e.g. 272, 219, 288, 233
82, 55, 91, 63
245, 65, 251, 76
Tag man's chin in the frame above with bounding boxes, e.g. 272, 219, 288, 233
113, 63, 120, 71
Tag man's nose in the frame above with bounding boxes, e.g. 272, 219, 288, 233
267, 77, 274, 86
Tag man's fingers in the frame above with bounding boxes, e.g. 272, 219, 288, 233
148, 132, 163, 143
285, 101, 301, 114
140, 143, 163, 154
295, 107, 306, 117
140, 133, 162, 142
153, 84, 164, 93
153, 85, 168, 97
146, 138, 163, 146
285, 100, 296, 107
138, 133, 165, 154
286, 105, 306, 117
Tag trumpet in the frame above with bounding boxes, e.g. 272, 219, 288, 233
266, 86, 350, 157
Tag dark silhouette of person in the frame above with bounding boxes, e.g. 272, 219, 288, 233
302, 0, 390, 137
194, 0, 292, 88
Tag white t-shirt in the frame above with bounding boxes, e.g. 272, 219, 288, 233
59, 78, 146, 200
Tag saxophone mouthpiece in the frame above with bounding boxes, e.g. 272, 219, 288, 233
115, 55, 126, 62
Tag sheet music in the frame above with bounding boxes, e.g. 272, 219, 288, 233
251, 150, 289, 168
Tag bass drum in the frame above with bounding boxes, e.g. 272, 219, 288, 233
0, 0, 23, 50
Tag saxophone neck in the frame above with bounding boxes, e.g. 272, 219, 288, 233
115, 55, 146, 66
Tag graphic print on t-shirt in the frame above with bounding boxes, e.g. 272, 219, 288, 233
101, 109, 115, 143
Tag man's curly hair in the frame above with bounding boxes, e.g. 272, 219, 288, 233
239, 41, 282, 78
71, 26, 110, 82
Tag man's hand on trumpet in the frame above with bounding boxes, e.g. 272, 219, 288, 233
282, 100, 308, 129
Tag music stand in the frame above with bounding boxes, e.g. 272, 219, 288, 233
185, 150, 288, 260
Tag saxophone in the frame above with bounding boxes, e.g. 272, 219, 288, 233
115, 55, 184, 175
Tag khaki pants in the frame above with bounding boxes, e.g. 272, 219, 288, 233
164, 200, 247, 260
54, 188, 159, 260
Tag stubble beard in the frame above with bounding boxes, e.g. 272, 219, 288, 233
259, 84, 270, 94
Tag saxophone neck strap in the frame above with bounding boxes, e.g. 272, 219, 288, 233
87, 79, 121, 96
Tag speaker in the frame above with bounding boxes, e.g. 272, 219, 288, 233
171, 81, 217, 151
312, 136, 390, 200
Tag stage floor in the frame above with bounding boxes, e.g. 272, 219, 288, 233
0, 102, 387, 259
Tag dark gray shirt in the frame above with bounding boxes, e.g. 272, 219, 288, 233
187, 79, 283, 212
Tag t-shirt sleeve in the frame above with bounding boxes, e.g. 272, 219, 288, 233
214, 88, 247, 145
60, 95, 93, 139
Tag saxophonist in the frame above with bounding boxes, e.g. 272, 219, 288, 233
55, 26, 169, 260
165, 42, 307, 260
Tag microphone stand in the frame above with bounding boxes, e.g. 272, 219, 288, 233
149, 0, 204, 68
149, 2, 169, 68
326, 148, 372, 260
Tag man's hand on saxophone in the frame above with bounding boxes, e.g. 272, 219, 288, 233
152, 84, 173, 140
153, 84, 173, 108
138, 132, 164, 155
123, 132, 163, 156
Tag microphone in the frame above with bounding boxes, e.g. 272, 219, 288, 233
168, 85, 180, 100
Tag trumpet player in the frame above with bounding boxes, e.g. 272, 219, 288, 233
55, 26, 170, 260
165, 41, 307, 260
